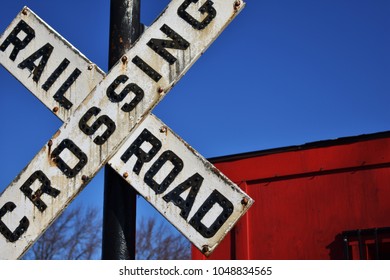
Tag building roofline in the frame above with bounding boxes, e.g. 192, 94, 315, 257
209, 131, 390, 163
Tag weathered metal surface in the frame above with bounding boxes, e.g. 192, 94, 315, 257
0, 7, 104, 121
193, 133, 390, 260
110, 114, 253, 255
0, 0, 248, 259
7, 5, 252, 257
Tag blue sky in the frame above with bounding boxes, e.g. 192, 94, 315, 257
0, 0, 389, 246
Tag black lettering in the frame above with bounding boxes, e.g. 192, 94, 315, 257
147, 24, 190, 65
178, 0, 217, 30
163, 173, 203, 219
20, 170, 60, 212
189, 190, 234, 238
0, 20, 35, 61
144, 151, 184, 194
42, 58, 70, 91
51, 139, 88, 178
18, 43, 53, 82
132, 56, 162, 82
53, 68, 81, 109
79, 107, 116, 145
0, 202, 29, 242
120, 129, 162, 175
106, 75, 144, 112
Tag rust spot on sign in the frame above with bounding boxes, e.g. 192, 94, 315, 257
51, 130, 61, 140
159, 126, 168, 135
47, 140, 53, 156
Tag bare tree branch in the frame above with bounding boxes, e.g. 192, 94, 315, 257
23, 205, 191, 260
136, 216, 191, 260
23, 205, 102, 260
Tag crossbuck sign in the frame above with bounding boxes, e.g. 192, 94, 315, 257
0, 0, 253, 259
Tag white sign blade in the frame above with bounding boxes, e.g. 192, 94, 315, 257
0, 7, 104, 121
110, 114, 253, 255
0, 0, 245, 259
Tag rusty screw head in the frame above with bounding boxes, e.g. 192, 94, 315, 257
123, 172, 129, 179
48, 140, 53, 147
241, 197, 249, 206
234, 0, 241, 10
157, 87, 164, 94
81, 175, 89, 182
121, 56, 128, 63
88, 64, 93, 70
202, 245, 210, 254
160, 126, 167, 133
22, 8, 28, 16
52, 106, 59, 113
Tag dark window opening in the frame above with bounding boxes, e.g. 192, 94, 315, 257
343, 227, 390, 260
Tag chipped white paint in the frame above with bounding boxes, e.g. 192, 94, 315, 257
0, 0, 249, 259
1, 7, 252, 256
110, 115, 253, 255
0, 7, 104, 121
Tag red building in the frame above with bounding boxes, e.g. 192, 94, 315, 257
192, 132, 390, 260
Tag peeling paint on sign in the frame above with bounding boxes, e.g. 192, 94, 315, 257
0, 0, 250, 259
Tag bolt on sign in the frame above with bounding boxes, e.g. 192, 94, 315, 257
0, 0, 253, 259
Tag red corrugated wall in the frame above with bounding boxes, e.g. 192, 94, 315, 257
192, 132, 390, 260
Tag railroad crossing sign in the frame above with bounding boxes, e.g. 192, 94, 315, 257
0, 0, 253, 259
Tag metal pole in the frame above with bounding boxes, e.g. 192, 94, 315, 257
102, 0, 142, 260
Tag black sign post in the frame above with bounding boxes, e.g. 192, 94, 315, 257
102, 0, 142, 260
